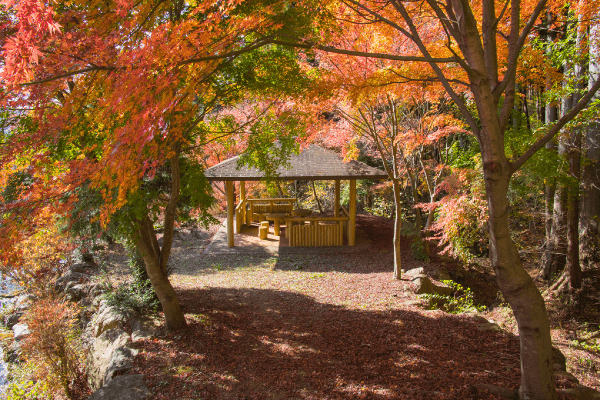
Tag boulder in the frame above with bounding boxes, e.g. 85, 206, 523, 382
404, 267, 425, 278
66, 282, 90, 301
55, 271, 90, 292
429, 265, 451, 282
413, 276, 435, 295
93, 303, 127, 337
104, 346, 137, 383
7, 341, 22, 363
12, 322, 30, 341
87, 328, 131, 390
412, 276, 454, 296
87, 374, 152, 400
69, 262, 97, 275
3, 312, 23, 329
130, 315, 158, 342
14, 294, 35, 312
87, 283, 107, 299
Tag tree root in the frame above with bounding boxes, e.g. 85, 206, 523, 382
472, 384, 518, 399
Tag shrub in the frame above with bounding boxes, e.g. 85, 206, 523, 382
6, 377, 50, 400
19, 298, 86, 399
420, 280, 486, 314
103, 248, 160, 315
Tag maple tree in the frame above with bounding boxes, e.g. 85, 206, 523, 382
282, 0, 600, 398
329, 96, 461, 278
0, 0, 314, 330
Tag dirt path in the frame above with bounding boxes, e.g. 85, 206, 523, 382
130, 215, 590, 399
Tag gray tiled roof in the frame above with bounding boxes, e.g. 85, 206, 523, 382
204, 145, 388, 181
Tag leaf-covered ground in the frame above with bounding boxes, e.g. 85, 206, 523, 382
129, 215, 594, 399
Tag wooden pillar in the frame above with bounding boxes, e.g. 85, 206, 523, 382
226, 181, 234, 247
334, 179, 340, 217
349, 179, 356, 246
239, 181, 246, 230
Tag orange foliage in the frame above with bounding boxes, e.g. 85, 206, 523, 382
21, 297, 87, 399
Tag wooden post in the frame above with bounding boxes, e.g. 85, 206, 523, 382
226, 181, 234, 247
334, 180, 340, 217
349, 179, 356, 246
240, 181, 246, 227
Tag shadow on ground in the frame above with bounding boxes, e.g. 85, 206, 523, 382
133, 286, 522, 400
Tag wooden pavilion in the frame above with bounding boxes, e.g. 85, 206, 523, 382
204, 145, 388, 247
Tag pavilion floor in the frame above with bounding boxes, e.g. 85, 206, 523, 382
204, 215, 373, 255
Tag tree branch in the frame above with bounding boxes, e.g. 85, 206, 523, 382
510, 77, 600, 173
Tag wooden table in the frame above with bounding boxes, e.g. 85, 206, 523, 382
265, 213, 288, 236
291, 208, 312, 217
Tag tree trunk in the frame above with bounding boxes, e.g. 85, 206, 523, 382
483, 160, 556, 400
541, 182, 567, 280
392, 179, 402, 279
311, 180, 323, 213
472, 72, 556, 399
541, 86, 571, 281
565, 125, 583, 290
544, 96, 558, 243
543, 12, 558, 245
563, 24, 586, 291
581, 20, 600, 268
134, 149, 187, 331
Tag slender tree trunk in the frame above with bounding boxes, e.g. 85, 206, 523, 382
542, 181, 567, 280
276, 181, 285, 198
541, 77, 572, 281
392, 179, 402, 279
581, 20, 600, 268
562, 24, 587, 291
544, 116, 558, 243
311, 181, 323, 213
563, 126, 583, 293
543, 12, 558, 244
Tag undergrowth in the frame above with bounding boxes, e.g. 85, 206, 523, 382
103, 248, 160, 315
8, 297, 87, 400
420, 280, 487, 314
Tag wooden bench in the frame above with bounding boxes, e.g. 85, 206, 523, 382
245, 198, 297, 224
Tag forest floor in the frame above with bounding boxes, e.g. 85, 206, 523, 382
112, 214, 599, 400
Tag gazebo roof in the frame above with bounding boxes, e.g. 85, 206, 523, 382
204, 145, 388, 181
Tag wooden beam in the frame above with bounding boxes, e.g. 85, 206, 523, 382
334, 179, 340, 217
226, 181, 234, 247
349, 180, 356, 246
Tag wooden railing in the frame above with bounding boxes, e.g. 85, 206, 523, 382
247, 198, 296, 223
235, 198, 246, 233
285, 217, 348, 246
